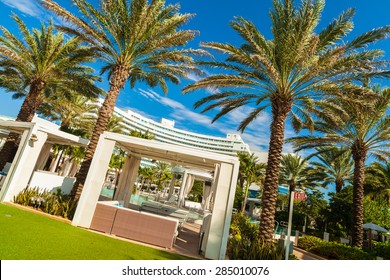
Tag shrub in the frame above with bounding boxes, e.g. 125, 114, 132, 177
298, 235, 374, 259
228, 237, 284, 260
14, 187, 76, 219
310, 242, 372, 260
298, 236, 323, 251
372, 241, 390, 260
227, 213, 284, 260
13, 186, 40, 206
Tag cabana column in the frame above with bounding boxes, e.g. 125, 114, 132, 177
72, 137, 116, 228
114, 156, 140, 207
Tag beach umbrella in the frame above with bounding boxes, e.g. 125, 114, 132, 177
363, 223, 389, 233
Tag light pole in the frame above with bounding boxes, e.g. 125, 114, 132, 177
285, 190, 294, 260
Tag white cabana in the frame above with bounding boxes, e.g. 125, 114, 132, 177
0, 117, 88, 201
72, 131, 239, 260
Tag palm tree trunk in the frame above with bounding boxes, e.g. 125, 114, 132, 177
71, 66, 130, 200
335, 178, 344, 193
351, 147, 367, 248
259, 98, 292, 245
0, 81, 45, 170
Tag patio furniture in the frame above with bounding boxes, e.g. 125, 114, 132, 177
90, 202, 179, 249
140, 201, 189, 225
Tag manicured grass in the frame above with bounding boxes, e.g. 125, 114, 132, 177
0, 203, 191, 260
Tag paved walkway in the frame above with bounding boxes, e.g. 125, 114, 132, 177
293, 247, 326, 260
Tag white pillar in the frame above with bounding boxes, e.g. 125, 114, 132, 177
204, 162, 239, 260
183, 174, 195, 199
114, 155, 132, 201
120, 157, 141, 208
61, 157, 72, 177
167, 176, 176, 199
34, 143, 52, 171
177, 170, 188, 207
72, 136, 115, 228
49, 149, 63, 173
202, 183, 212, 210
0, 130, 48, 202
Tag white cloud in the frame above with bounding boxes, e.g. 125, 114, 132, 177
135, 88, 275, 153
138, 88, 215, 127
1, 0, 42, 17
185, 72, 220, 94
120, 106, 159, 122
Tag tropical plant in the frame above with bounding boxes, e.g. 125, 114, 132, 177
0, 15, 100, 170
296, 189, 327, 233
364, 161, 390, 202
372, 241, 390, 260
37, 92, 99, 135
279, 154, 309, 230
138, 166, 156, 191
237, 152, 265, 213
308, 147, 354, 193
297, 235, 323, 251
324, 186, 353, 238
289, 86, 390, 247
182, 0, 390, 244
129, 129, 155, 140
279, 154, 308, 193
13, 186, 77, 219
151, 161, 172, 190
106, 115, 125, 134
228, 212, 284, 260
42, 0, 203, 200
298, 235, 372, 260
363, 196, 390, 230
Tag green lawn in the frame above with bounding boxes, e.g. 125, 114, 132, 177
0, 203, 191, 260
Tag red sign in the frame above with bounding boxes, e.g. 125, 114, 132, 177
294, 192, 307, 201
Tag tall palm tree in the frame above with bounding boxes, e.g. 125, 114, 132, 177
364, 161, 390, 202
309, 147, 354, 193
37, 92, 100, 135
279, 154, 308, 219
182, 0, 390, 244
237, 152, 265, 213
42, 0, 203, 200
288, 86, 390, 248
0, 15, 100, 170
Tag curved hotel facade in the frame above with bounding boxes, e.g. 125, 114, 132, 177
112, 105, 251, 156
1, 106, 251, 157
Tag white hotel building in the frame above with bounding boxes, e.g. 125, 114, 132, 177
1, 106, 251, 157
112, 105, 251, 156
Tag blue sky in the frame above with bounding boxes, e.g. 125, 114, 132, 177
0, 0, 389, 154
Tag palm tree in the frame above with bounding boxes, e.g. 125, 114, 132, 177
288, 86, 390, 248
151, 161, 172, 190
0, 15, 100, 170
237, 152, 265, 213
106, 115, 125, 134
279, 154, 308, 220
182, 0, 390, 244
364, 161, 390, 202
309, 147, 354, 193
129, 129, 155, 140
42, 0, 203, 200
37, 92, 100, 135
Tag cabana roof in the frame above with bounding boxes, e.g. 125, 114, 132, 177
105, 132, 237, 171
0, 117, 89, 147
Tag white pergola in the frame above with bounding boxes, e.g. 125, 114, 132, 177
72, 131, 239, 260
0, 117, 88, 202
